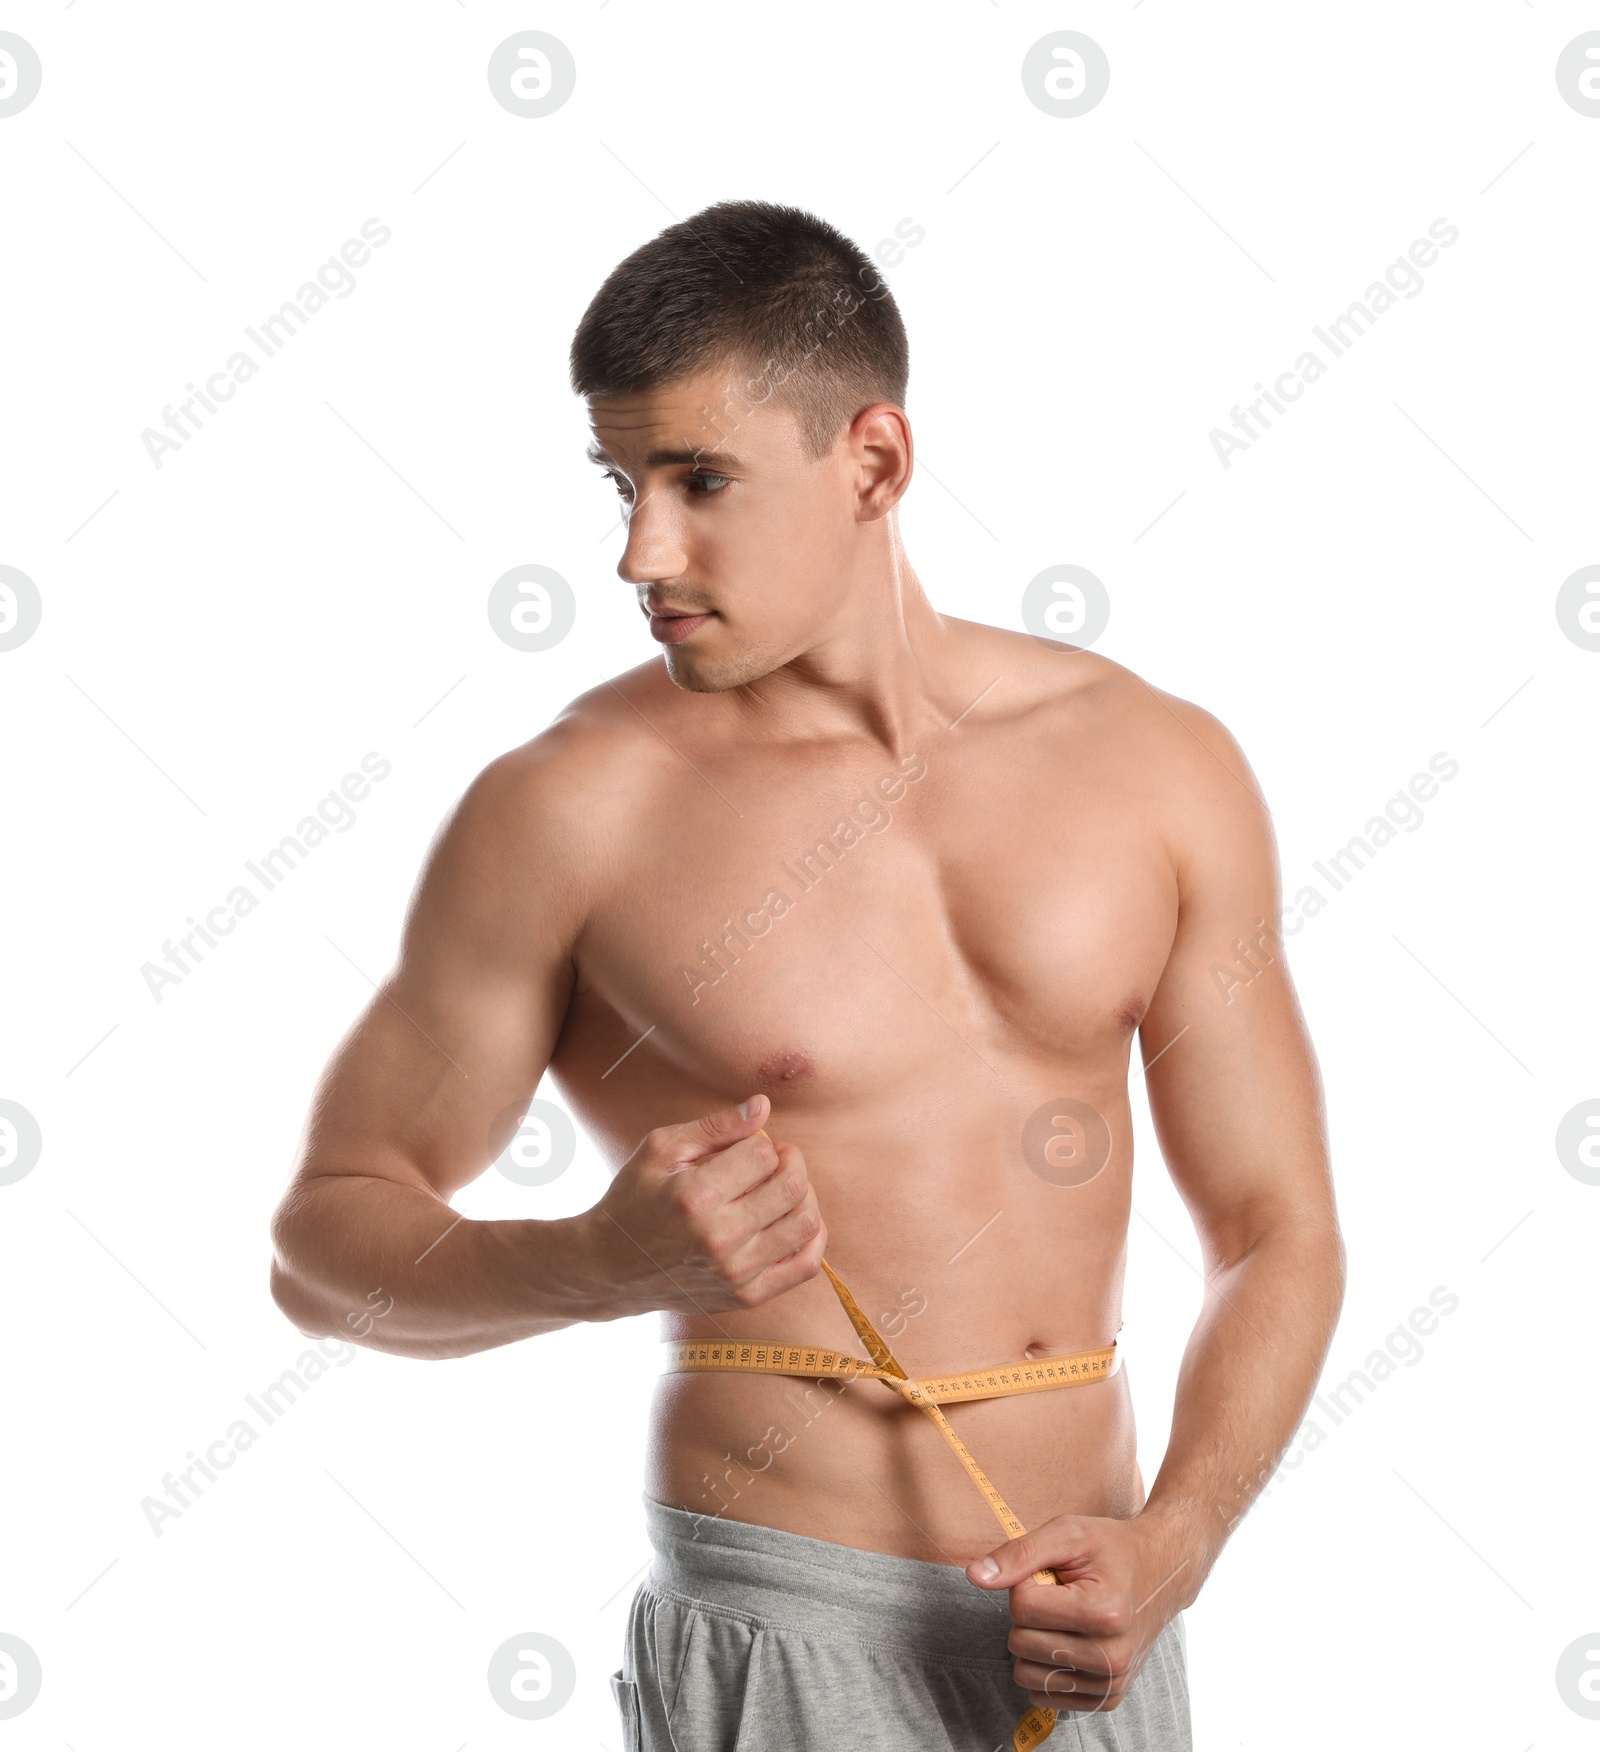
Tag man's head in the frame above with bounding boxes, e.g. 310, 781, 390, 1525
570, 200, 913, 691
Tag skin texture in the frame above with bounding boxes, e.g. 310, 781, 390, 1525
269, 363, 1345, 1714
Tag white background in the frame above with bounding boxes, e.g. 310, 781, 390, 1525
2, 4, 1596, 1748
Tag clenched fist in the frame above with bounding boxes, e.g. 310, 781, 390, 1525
580, 1093, 827, 1318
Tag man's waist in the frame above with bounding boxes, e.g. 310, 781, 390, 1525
661, 1332, 1121, 1403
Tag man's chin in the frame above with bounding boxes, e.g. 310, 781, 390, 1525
661, 642, 774, 693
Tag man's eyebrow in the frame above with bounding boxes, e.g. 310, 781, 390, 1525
585, 442, 745, 472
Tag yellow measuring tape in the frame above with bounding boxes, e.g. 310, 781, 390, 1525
662, 1147, 1120, 1750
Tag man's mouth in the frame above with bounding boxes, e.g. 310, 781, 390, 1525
646, 607, 715, 645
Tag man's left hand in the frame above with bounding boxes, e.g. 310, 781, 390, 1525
965, 1512, 1192, 1713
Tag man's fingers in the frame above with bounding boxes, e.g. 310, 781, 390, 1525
671, 1137, 821, 1304
1014, 1643, 1120, 1709
699, 1142, 820, 1282
968, 1529, 1077, 1590
969, 1523, 1122, 1622
1010, 1624, 1153, 1713
618, 1102, 823, 1309
1018, 1666, 1115, 1702
653, 1093, 771, 1169
726, 1139, 812, 1228
1009, 1632, 1117, 1680
695, 1091, 769, 1150
729, 1214, 829, 1306
666, 1131, 787, 1227
667, 1128, 810, 1241
721, 1184, 824, 1285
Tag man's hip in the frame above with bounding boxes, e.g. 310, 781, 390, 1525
611, 1495, 1191, 1751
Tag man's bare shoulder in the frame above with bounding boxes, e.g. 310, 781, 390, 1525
476, 658, 676, 795
427, 660, 683, 887
947, 617, 1269, 825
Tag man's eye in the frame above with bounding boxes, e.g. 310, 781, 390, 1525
600, 468, 727, 502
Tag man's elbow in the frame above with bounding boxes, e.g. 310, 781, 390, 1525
1256, 1207, 1347, 1322
1203, 1197, 1345, 1276
268, 1193, 337, 1339
269, 1255, 336, 1340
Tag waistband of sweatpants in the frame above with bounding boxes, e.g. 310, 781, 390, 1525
640, 1494, 1016, 1665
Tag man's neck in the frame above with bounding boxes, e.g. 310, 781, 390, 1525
719, 566, 980, 759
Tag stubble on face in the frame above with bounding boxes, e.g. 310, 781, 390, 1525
661, 633, 787, 694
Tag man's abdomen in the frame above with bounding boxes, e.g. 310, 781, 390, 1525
644, 1349, 1143, 1562
639, 1126, 1146, 1564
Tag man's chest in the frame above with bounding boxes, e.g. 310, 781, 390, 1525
567, 742, 1180, 1099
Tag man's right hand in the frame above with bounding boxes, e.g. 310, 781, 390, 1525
578, 1092, 828, 1318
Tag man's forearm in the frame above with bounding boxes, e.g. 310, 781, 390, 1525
1137, 1216, 1346, 1602
270, 1176, 623, 1360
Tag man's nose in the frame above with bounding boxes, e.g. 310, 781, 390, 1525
616, 490, 686, 586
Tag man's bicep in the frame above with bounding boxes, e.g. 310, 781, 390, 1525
294, 748, 585, 1205
1138, 703, 1333, 1263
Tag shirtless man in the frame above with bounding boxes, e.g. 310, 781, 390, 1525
269, 200, 1344, 1751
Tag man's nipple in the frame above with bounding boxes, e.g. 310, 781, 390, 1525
754, 1049, 816, 1088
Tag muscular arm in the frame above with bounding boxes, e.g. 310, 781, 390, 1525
268, 720, 827, 1362
1132, 696, 1345, 1597
268, 735, 597, 1359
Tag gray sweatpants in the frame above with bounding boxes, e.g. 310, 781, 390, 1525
611, 1496, 1192, 1751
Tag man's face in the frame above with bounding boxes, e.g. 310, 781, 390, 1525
586, 365, 874, 692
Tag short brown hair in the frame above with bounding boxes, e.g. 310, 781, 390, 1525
569, 199, 909, 460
